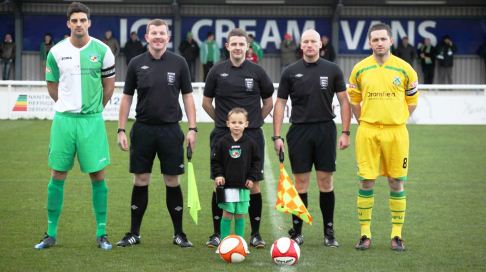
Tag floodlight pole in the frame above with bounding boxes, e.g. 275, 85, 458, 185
13, 0, 22, 80
172, 0, 181, 55
332, 0, 343, 59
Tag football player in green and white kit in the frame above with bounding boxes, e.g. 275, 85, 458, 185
35, 1, 115, 250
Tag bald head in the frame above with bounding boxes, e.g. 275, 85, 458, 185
300, 29, 321, 62
301, 29, 320, 42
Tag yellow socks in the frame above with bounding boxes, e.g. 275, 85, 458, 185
390, 191, 406, 239
357, 189, 374, 238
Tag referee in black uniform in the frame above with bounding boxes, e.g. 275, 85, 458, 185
273, 29, 351, 247
116, 19, 197, 248
202, 28, 274, 248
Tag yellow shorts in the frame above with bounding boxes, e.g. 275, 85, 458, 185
355, 122, 409, 180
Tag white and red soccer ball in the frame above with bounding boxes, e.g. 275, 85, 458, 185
270, 237, 301, 265
217, 235, 249, 263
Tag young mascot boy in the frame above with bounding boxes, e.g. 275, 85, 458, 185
211, 108, 261, 240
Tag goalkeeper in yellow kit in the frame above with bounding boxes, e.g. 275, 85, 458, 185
347, 23, 419, 251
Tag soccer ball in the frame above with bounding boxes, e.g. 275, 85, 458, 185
270, 237, 300, 265
217, 235, 249, 263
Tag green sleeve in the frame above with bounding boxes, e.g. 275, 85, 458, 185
45, 51, 59, 82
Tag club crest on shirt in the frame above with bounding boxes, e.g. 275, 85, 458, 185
392, 76, 401, 86
320, 76, 328, 89
245, 78, 254, 91
229, 146, 241, 159
167, 72, 176, 85
90, 55, 98, 62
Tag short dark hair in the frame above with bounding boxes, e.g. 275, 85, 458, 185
367, 23, 392, 40
146, 19, 169, 34
227, 107, 248, 120
227, 28, 248, 43
66, 2, 90, 19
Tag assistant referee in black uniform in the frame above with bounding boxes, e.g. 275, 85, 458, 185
273, 29, 351, 247
116, 19, 197, 248
202, 28, 274, 248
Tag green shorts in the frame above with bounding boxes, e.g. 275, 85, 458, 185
48, 112, 110, 173
218, 188, 250, 214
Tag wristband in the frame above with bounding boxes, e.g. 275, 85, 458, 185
342, 131, 350, 136
188, 127, 198, 132
117, 128, 126, 134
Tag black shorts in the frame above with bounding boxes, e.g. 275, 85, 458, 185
286, 121, 336, 174
129, 122, 184, 175
209, 127, 265, 181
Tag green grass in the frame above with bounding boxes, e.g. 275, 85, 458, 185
0, 120, 485, 271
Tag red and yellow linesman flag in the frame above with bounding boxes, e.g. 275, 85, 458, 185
187, 146, 201, 224
275, 150, 313, 225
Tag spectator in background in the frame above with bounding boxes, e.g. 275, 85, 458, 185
417, 38, 436, 84
296, 47, 303, 59
319, 35, 336, 62
178, 32, 199, 82
436, 35, 457, 84
248, 34, 264, 62
246, 45, 258, 63
280, 33, 298, 70
124, 31, 145, 65
394, 36, 416, 66
0, 33, 15, 80
40, 33, 55, 79
103, 29, 120, 57
200, 32, 220, 81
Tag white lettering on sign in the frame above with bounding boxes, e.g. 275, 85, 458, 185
120, 18, 173, 48
190, 18, 319, 49
341, 20, 437, 51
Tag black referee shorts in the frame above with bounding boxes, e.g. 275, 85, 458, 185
129, 121, 184, 175
286, 121, 337, 174
209, 127, 265, 181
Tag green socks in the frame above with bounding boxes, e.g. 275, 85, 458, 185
46, 178, 65, 238
220, 216, 246, 239
221, 217, 232, 239
235, 217, 245, 237
92, 180, 108, 238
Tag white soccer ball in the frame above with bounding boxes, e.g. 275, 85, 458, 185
217, 235, 249, 263
270, 237, 301, 265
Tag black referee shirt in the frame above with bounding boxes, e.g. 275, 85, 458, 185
124, 51, 193, 125
204, 60, 274, 128
278, 58, 346, 124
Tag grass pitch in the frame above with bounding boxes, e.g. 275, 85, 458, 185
0, 120, 485, 271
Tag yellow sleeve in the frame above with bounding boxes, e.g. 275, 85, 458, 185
347, 65, 362, 105
404, 66, 419, 105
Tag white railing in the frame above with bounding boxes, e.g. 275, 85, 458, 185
1, 81, 486, 124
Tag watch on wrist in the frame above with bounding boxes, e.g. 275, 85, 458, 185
117, 128, 126, 134
188, 127, 198, 133
271, 136, 283, 142
342, 130, 351, 136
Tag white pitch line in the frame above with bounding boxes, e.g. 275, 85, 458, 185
264, 145, 297, 272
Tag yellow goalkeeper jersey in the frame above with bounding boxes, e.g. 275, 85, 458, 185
347, 54, 419, 125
